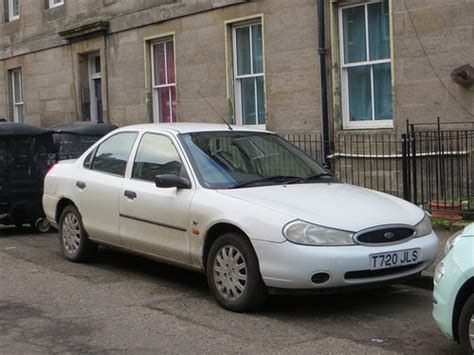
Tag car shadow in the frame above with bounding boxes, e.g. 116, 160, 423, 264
91, 246, 209, 293
92, 245, 417, 313
0, 226, 36, 237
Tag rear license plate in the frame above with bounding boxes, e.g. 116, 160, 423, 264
369, 248, 420, 270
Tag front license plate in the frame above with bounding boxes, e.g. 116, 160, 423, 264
369, 248, 421, 270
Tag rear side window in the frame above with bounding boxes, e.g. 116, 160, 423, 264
132, 133, 188, 182
91, 132, 137, 177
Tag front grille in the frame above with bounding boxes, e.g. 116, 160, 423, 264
354, 227, 415, 245
345, 262, 423, 280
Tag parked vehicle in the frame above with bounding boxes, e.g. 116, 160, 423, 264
51, 122, 118, 160
433, 224, 474, 353
43, 123, 439, 312
0, 122, 56, 232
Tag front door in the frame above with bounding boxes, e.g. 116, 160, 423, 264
119, 133, 194, 264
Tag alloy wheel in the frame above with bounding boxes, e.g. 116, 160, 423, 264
62, 213, 81, 254
470, 313, 474, 352
213, 245, 247, 301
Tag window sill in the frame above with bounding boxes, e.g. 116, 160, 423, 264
342, 120, 393, 130
240, 124, 267, 130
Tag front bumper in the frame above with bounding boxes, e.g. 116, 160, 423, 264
252, 231, 439, 289
432, 239, 471, 340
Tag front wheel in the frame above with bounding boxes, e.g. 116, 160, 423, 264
459, 294, 474, 354
59, 205, 97, 262
207, 233, 267, 312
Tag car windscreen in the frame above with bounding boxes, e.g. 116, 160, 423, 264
179, 131, 337, 189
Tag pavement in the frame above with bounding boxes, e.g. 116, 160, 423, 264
0, 225, 465, 354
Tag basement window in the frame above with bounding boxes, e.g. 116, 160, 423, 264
8, 0, 19, 21
49, 0, 64, 8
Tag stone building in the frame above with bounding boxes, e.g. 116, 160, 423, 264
0, 0, 472, 136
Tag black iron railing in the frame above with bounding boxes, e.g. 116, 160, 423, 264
280, 120, 474, 218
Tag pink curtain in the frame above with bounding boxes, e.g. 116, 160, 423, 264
155, 40, 177, 122
154, 43, 166, 85
166, 41, 175, 84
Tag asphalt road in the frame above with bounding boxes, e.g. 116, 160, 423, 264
0, 227, 463, 354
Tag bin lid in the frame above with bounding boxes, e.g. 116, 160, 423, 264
51, 122, 118, 135
0, 122, 52, 136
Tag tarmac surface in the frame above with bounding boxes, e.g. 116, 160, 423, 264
0, 225, 463, 354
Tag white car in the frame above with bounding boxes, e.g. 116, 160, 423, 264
43, 123, 439, 312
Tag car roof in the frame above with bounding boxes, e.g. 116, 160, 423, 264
114, 123, 272, 135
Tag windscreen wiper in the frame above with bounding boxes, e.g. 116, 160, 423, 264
231, 175, 302, 189
286, 173, 335, 184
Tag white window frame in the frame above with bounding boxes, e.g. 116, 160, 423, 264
88, 53, 102, 122
151, 37, 177, 123
11, 68, 24, 123
49, 0, 64, 9
339, 1, 393, 130
232, 20, 266, 129
8, 0, 19, 21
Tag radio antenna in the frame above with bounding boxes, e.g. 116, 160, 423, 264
197, 90, 233, 131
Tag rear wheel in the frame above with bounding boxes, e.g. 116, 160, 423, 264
34, 217, 51, 233
59, 205, 97, 262
207, 233, 267, 312
459, 294, 474, 354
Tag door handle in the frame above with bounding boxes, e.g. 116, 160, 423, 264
76, 181, 86, 190
124, 190, 137, 200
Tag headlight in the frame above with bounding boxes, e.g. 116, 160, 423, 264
414, 213, 432, 237
444, 229, 463, 256
434, 262, 445, 284
283, 220, 354, 246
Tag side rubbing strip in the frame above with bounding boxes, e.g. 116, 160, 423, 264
119, 214, 187, 232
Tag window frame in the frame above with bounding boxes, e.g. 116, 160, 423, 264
232, 20, 266, 129
151, 37, 177, 123
339, 0, 393, 130
10, 68, 24, 123
88, 132, 138, 178
49, 0, 64, 9
88, 52, 102, 123
8, 0, 19, 21
130, 132, 191, 185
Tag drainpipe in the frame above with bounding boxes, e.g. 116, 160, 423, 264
317, 0, 331, 169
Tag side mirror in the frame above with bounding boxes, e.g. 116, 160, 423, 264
155, 174, 191, 189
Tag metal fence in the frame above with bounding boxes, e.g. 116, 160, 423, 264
404, 124, 474, 218
282, 132, 404, 197
281, 122, 474, 218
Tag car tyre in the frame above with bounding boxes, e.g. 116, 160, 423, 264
459, 294, 474, 354
207, 232, 267, 312
34, 217, 51, 233
59, 205, 97, 262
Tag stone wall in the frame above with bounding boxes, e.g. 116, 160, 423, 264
0, 0, 324, 133
391, 0, 474, 130
0, 0, 472, 134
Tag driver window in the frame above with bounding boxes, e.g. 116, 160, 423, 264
132, 133, 188, 182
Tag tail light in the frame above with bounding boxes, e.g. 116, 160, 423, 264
46, 153, 58, 173
47, 162, 57, 174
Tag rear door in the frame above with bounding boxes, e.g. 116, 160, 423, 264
77, 132, 138, 245
119, 132, 194, 263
